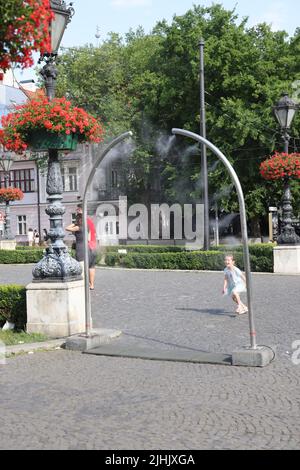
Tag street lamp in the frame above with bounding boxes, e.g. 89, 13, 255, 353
273, 93, 300, 245
0, 154, 14, 239
199, 39, 210, 250
39, 1, 74, 100
50, 0, 74, 54
32, 1, 81, 281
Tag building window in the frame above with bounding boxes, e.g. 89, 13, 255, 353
0, 169, 35, 192
17, 215, 27, 235
61, 166, 78, 192
69, 167, 78, 191
111, 169, 118, 188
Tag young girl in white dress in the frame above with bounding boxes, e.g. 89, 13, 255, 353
222, 254, 248, 315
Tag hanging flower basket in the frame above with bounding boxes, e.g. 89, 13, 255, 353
28, 130, 79, 151
260, 152, 300, 180
0, 0, 53, 72
0, 188, 24, 202
0, 97, 104, 154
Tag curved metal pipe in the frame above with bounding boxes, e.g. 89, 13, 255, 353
82, 131, 133, 335
172, 128, 257, 349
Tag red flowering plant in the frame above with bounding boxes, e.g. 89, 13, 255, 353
0, 96, 105, 154
0, 0, 53, 71
0, 188, 24, 202
260, 152, 300, 180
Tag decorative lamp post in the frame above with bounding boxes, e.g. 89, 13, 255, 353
273, 93, 300, 245
39, 1, 74, 101
32, 0, 81, 281
0, 154, 14, 239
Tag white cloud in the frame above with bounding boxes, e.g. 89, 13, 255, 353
111, 0, 152, 7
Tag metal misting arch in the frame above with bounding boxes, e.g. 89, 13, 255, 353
81, 129, 257, 350
82, 131, 133, 336
172, 128, 257, 349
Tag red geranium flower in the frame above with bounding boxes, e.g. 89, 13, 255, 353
0, 1, 54, 71
260, 152, 300, 180
0, 96, 105, 154
0, 187, 24, 202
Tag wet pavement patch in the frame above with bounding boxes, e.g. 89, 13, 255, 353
84, 344, 232, 365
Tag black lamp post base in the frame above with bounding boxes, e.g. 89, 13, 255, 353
277, 177, 300, 246
32, 248, 82, 282
277, 230, 300, 245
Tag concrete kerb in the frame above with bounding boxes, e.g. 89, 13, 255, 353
64, 328, 122, 352
5, 338, 66, 356
5, 329, 123, 356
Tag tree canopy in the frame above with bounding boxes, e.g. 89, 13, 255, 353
55, 4, 300, 235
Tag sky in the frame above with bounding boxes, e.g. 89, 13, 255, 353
15, 0, 300, 82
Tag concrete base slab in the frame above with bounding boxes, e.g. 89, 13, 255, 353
85, 344, 232, 365
274, 245, 300, 274
232, 346, 275, 367
0, 239, 16, 250
65, 328, 122, 351
26, 280, 85, 338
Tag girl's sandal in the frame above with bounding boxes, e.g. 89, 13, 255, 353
237, 306, 248, 315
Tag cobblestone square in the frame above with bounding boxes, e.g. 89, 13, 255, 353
0, 266, 299, 450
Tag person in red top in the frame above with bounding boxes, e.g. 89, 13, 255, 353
76, 204, 97, 289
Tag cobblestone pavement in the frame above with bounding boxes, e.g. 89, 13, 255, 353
0, 265, 300, 450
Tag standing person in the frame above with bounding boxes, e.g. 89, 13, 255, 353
66, 213, 84, 269
42, 228, 48, 246
222, 254, 248, 315
76, 204, 97, 289
34, 230, 40, 245
33, 229, 40, 246
27, 228, 34, 246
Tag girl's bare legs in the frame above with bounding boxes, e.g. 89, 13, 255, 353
89, 268, 95, 289
232, 293, 247, 313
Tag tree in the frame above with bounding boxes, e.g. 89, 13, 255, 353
54, 4, 300, 235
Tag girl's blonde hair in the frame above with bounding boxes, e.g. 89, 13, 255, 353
224, 253, 235, 262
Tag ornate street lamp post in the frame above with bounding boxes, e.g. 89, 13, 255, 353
32, 1, 81, 281
0, 154, 14, 239
273, 93, 300, 245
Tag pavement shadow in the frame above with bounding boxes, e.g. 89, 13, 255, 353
122, 332, 211, 354
176, 307, 235, 317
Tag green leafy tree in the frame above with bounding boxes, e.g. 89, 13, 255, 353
54, 4, 300, 235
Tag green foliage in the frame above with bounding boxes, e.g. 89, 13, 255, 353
103, 243, 273, 272
16, 245, 45, 250
105, 253, 122, 267
55, 5, 300, 228
0, 330, 48, 346
0, 285, 26, 329
0, 248, 76, 263
0, 249, 43, 264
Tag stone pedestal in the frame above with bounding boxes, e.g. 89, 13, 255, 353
26, 280, 85, 338
232, 346, 275, 367
0, 239, 16, 250
273, 245, 300, 274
